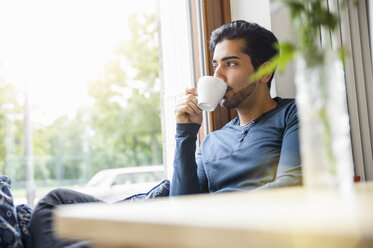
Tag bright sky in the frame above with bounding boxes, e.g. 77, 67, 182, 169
0, 0, 156, 126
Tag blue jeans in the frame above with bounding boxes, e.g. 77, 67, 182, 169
30, 189, 103, 248
29, 180, 170, 248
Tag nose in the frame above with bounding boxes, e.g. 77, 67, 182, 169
213, 65, 226, 82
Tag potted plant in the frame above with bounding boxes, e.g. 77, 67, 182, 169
254, 0, 357, 192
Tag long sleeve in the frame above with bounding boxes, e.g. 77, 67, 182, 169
256, 103, 302, 190
170, 123, 208, 196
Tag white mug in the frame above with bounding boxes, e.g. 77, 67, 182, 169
197, 76, 227, 112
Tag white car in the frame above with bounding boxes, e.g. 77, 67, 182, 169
77, 165, 165, 202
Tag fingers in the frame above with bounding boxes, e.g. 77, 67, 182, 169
176, 93, 201, 115
182, 87, 201, 114
175, 88, 202, 124
185, 87, 198, 97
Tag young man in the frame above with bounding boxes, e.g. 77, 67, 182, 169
27, 20, 301, 248
171, 20, 301, 195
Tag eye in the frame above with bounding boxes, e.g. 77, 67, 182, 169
212, 64, 218, 71
226, 61, 237, 67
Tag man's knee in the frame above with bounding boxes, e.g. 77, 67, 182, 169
30, 189, 100, 248
39, 188, 102, 207
38, 188, 78, 206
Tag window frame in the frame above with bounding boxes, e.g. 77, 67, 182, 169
193, 0, 235, 138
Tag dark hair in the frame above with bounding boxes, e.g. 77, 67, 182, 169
209, 20, 278, 89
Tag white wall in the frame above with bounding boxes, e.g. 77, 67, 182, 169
269, 3, 297, 98
230, 0, 271, 30
230, 0, 296, 98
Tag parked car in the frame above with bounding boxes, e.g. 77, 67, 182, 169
76, 165, 165, 202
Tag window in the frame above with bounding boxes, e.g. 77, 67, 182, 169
0, 0, 164, 206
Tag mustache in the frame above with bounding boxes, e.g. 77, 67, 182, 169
226, 82, 255, 92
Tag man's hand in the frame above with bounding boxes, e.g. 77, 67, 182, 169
175, 88, 203, 124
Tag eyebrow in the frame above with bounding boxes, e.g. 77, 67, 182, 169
212, 56, 240, 63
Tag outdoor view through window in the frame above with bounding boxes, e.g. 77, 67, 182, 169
0, 0, 163, 206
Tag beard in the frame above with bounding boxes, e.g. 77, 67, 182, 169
220, 82, 257, 109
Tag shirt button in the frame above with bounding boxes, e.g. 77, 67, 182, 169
242, 129, 248, 134
238, 137, 244, 142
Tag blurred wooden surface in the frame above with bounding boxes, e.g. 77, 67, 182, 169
54, 182, 373, 248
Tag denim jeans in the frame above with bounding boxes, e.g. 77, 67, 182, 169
30, 189, 103, 248
29, 180, 170, 248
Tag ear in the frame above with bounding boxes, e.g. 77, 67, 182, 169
258, 61, 273, 85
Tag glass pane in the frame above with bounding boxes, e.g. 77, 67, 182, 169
112, 174, 134, 186
0, 0, 164, 206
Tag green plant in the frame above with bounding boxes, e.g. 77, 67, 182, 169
251, 0, 358, 82
252, 0, 358, 179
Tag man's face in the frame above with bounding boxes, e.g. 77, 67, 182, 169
212, 38, 257, 109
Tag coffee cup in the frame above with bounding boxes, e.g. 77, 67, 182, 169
197, 76, 227, 112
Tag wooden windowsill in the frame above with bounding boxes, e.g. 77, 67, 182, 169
54, 182, 373, 248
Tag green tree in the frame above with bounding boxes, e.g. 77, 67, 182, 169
0, 66, 24, 178
3, 12, 162, 186
33, 111, 89, 183
87, 13, 162, 173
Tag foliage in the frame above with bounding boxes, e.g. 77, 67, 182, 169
251, 0, 358, 175
250, 42, 296, 82
87, 13, 162, 175
251, 0, 356, 82
0, 69, 24, 177
33, 113, 88, 181
0, 12, 162, 186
